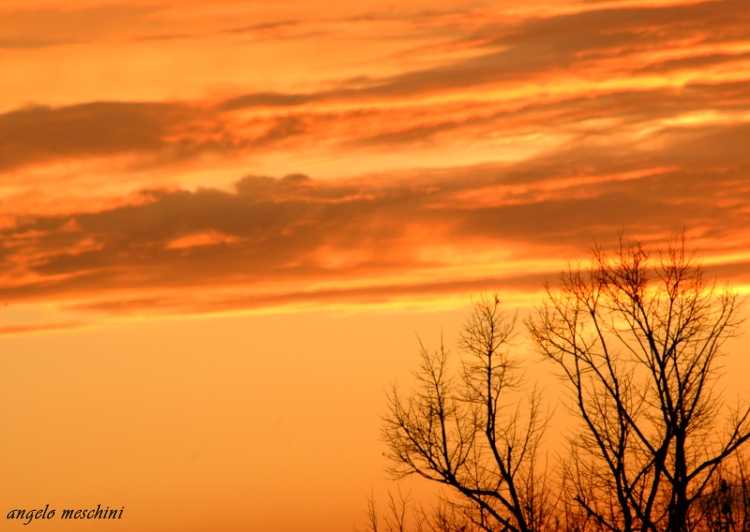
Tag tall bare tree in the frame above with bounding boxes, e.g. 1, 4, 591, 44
527, 238, 750, 532
382, 294, 552, 532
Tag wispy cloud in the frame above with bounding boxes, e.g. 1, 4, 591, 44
1, 136, 748, 314
1, 0, 749, 322
0, 5, 161, 49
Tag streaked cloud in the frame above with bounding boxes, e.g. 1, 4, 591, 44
1, 137, 748, 315
0, 0, 749, 325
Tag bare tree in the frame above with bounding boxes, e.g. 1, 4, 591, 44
381, 294, 552, 532
355, 489, 481, 532
355, 490, 381, 532
693, 451, 750, 532
527, 238, 750, 532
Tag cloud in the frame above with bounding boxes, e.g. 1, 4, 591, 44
65, 273, 555, 316
0, 117, 748, 315
0, 101, 200, 170
0, 321, 87, 335
1, 0, 749, 318
4, 76, 750, 179
218, 0, 750, 109
2, 0, 749, 180
0, 5, 161, 49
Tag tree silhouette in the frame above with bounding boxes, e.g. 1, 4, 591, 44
527, 238, 750, 532
363, 237, 749, 532
381, 294, 552, 532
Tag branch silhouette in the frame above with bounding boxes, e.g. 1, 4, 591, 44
361, 236, 750, 532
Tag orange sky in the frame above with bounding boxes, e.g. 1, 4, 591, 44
1, 1, 750, 530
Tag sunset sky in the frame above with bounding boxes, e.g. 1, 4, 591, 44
1, 0, 750, 530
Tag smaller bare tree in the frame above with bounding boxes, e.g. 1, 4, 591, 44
381, 294, 552, 532
693, 451, 750, 532
355, 489, 480, 532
